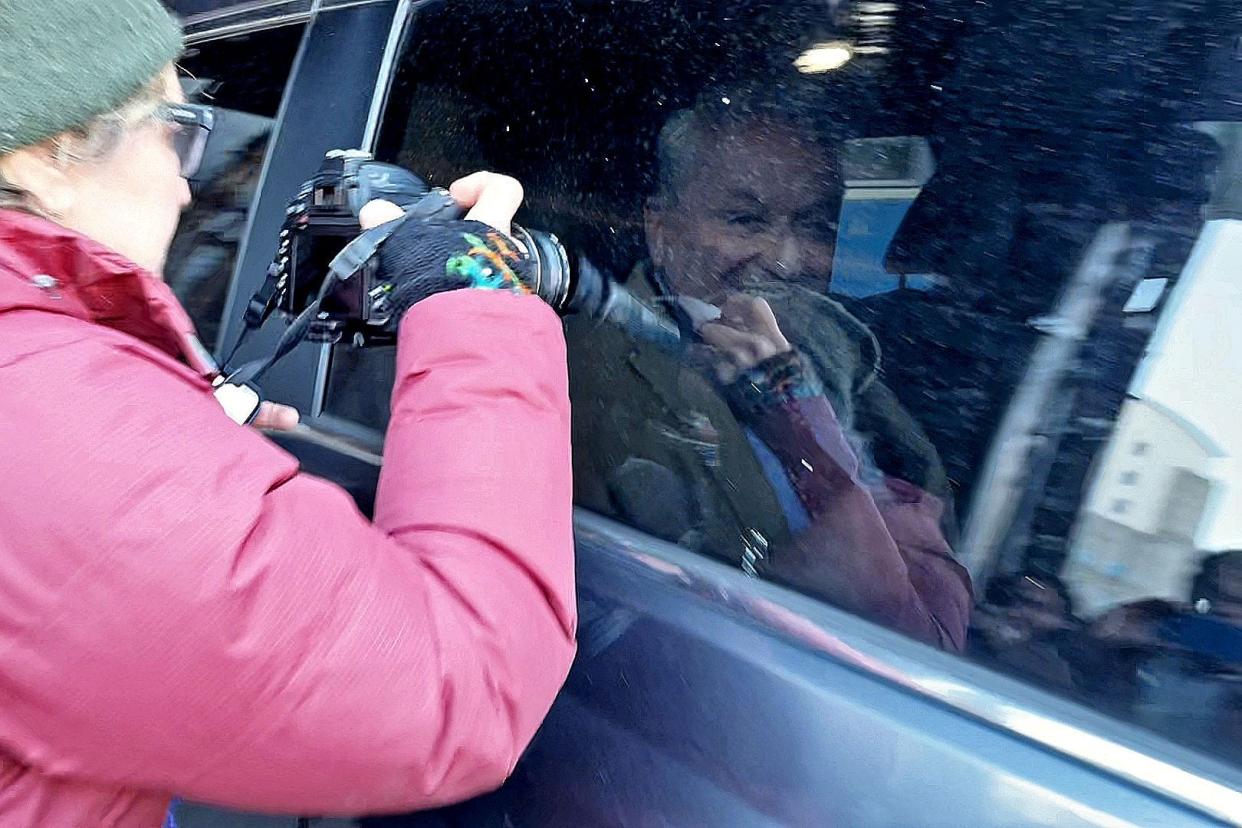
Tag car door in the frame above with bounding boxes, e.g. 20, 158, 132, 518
184, 1, 1242, 826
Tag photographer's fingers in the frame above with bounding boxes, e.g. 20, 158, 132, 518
359, 199, 406, 230
251, 401, 301, 432
361, 174, 522, 234
450, 172, 524, 235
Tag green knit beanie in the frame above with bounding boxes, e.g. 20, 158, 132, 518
0, 0, 183, 154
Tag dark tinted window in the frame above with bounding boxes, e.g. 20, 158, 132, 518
165, 24, 303, 350
341, 0, 1242, 765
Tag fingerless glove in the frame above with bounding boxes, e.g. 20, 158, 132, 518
376, 218, 534, 328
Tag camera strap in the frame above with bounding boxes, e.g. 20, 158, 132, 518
224, 214, 416, 387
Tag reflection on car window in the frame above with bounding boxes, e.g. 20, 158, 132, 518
164, 24, 303, 350
347, 0, 1242, 765
565, 88, 971, 651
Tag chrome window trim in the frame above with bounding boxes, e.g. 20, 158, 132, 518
183, 0, 312, 41
184, 0, 307, 27
185, 14, 308, 44
361, 0, 416, 151
322, 0, 397, 14
183, 0, 392, 43
283, 418, 387, 464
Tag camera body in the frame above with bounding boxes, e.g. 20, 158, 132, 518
257, 150, 574, 347
258, 150, 441, 345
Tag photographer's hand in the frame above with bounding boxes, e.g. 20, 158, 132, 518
358, 172, 534, 327
360, 171, 523, 234
450, 170, 524, 235
251, 401, 300, 431
358, 197, 405, 230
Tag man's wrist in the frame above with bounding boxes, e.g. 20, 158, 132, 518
723, 349, 823, 420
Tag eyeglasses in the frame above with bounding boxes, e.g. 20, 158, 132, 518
155, 102, 215, 179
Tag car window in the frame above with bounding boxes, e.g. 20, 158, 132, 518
333, 0, 1242, 766
165, 24, 303, 351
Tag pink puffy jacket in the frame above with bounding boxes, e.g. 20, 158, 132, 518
0, 209, 577, 825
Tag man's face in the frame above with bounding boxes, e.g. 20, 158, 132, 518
648, 124, 842, 304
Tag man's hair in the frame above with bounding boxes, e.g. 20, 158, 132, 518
652, 79, 858, 207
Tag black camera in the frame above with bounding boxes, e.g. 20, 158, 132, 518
243, 150, 678, 354
248, 150, 582, 346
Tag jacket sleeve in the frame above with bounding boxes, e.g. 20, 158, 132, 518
749, 395, 971, 652
0, 290, 575, 814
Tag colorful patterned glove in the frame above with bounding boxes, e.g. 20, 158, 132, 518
375, 218, 534, 327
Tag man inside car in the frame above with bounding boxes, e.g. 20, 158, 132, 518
569, 85, 972, 650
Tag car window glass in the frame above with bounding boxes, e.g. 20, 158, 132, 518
334, 0, 1242, 766
165, 24, 303, 350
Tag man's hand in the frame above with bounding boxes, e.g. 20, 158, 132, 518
697, 295, 793, 384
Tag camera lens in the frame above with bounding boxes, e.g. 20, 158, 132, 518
511, 225, 574, 312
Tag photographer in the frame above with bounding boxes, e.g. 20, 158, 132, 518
0, 1, 574, 825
